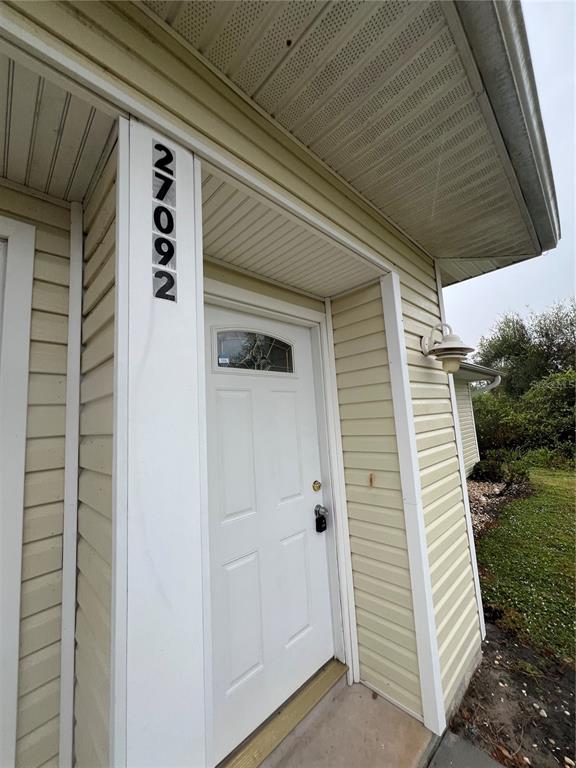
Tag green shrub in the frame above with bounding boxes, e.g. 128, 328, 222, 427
472, 392, 524, 454
472, 368, 575, 461
522, 447, 574, 470
470, 458, 506, 483
520, 369, 576, 453
470, 449, 530, 486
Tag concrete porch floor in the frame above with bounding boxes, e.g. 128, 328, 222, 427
262, 680, 435, 768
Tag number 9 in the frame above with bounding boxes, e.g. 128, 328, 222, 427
153, 235, 175, 266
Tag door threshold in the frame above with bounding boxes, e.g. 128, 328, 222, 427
218, 659, 348, 768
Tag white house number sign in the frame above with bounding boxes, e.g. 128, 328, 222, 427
152, 140, 177, 301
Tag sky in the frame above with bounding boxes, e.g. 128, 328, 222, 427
443, 0, 575, 349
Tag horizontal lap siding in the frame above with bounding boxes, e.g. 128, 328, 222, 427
454, 380, 480, 476
1, 188, 70, 768
332, 284, 422, 718
74, 146, 116, 767
204, 262, 324, 312
403, 281, 482, 710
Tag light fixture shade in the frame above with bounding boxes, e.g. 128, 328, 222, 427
420, 323, 474, 373
429, 331, 474, 359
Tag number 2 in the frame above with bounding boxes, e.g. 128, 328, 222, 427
153, 269, 176, 301
153, 143, 174, 176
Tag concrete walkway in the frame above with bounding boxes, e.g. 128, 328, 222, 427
262, 681, 434, 768
429, 731, 501, 768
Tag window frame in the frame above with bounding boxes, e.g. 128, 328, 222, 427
210, 325, 298, 378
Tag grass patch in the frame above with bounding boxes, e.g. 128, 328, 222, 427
477, 469, 576, 663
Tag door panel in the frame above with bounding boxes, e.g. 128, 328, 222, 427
271, 390, 302, 502
224, 551, 263, 692
280, 531, 311, 646
215, 389, 256, 521
206, 305, 334, 764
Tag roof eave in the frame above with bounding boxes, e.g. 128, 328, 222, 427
456, 361, 503, 381
455, 0, 560, 253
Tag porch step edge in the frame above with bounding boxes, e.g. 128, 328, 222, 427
220, 659, 348, 768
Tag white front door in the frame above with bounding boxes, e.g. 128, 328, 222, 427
206, 305, 335, 763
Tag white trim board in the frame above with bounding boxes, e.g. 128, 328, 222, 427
0, 215, 35, 768
435, 262, 486, 640
324, 298, 360, 684
204, 278, 325, 325
194, 154, 213, 768
110, 116, 130, 768
379, 272, 446, 735
58, 203, 83, 767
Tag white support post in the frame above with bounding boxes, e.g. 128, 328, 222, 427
0, 216, 35, 768
379, 272, 446, 735
59, 202, 83, 766
112, 117, 207, 767
434, 263, 486, 639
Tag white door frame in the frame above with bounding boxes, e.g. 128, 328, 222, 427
204, 279, 359, 695
0, 215, 35, 768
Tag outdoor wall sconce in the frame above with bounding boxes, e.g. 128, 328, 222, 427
420, 323, 474, 374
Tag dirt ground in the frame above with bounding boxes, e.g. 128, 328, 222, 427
451, 621, 575, 767
451, 479, 575, 767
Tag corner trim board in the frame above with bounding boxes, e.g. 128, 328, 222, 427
324, 298, 360, 684
110, 115, 130, 767
59, 202, 83, 767
0, 215, 35, 767
435, 262, 486, 639
379, 272, 446, 735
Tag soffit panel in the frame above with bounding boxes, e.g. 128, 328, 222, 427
0, 54, 116, 203
202, 170, 381, 298
142, 0, 540, 286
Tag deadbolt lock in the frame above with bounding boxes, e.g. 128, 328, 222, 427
312, 480, 322, 492
314, 504, 328, 533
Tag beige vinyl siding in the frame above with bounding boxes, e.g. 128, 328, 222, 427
204, 261, 323, 312
5, 0, 484, 716
0, 187, 70, 767
74, 146, 116, 767
403, 279, 482, 710
454, 380, 480, 476
332, 284, 422, 718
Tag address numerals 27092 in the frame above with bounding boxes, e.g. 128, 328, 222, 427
152, 141, 177, 302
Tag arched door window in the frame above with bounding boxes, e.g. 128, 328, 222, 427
216, 330, 294, 373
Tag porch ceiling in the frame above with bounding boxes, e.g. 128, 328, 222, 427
0, 54, 116, 202
142, 0, 559, 287
202, 168, 381, 298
